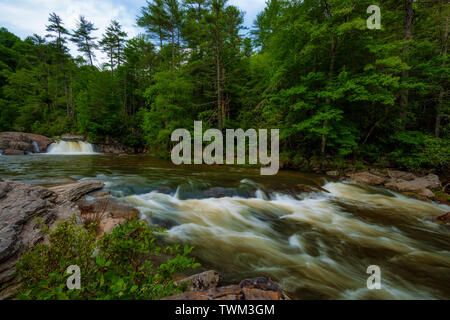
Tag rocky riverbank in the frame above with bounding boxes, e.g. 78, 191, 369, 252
0, 132, 53, 155
0, 179, 290, 300
332, 169, 449, 205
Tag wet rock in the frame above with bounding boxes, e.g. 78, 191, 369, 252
297, 184, 329, 194
0, 132, 53, 154
157, 186, 173, 194
430, 212, 450, 226
2, 149, 26, 155
385, 174, 441, 192
326, 170, 339, 177
347, 172, 387, 185
49, 181, 105, 203
78, 197, 139, 236
164, 276, 286, 300
88, 190, 112, 198
204, 187, 235, 198
175, 270, 220, 292
387, 170, 416, 181
417, 188, 435, 199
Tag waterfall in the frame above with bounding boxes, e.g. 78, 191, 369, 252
32, 141, 40, 153
46, 140, 97, 155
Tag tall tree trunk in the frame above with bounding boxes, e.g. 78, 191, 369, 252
436, 15, 449, 138
400, 0, 414, 121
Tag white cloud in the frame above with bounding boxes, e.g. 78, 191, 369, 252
229, 0, 267, 30
0, 0, 267, 64
0, 0, 141, 66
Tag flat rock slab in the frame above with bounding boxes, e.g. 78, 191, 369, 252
49, 181, 105, 203
164, 276, 286, 300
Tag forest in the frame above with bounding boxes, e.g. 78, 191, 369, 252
0, 0, 448, 171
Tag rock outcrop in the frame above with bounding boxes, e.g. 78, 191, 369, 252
49, 181, 104, 203
0, 132, 53, 154
165, 276, 287, 300
0, 180, 59, 298
0, 180, 106, 299
347, 170, 443, 200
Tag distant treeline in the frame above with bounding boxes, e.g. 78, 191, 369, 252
0, 0, 448, 170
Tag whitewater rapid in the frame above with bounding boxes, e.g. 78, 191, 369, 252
124, 181, 450, 300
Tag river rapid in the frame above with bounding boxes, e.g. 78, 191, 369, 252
1, 154, 449, 299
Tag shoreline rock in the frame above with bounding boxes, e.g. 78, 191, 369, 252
0, 132, 54, 154
165, 276, 288, 300
344, 169, 448, 203
0, 180, 107, 298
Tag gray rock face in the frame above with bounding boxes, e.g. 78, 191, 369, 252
0, 132, 53, 154
49, 181, 105, 203
0, 180, 105, 299
0, 180, 58, 298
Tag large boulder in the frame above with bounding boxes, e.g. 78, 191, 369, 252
385, 174, 441, 192
0, 132, 53, 154
347, 172, 388, 185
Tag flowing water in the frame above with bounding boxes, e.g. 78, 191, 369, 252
46, 140, 97, 154
0, 154, 449, 299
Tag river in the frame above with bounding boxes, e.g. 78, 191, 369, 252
1, 153, 449, 299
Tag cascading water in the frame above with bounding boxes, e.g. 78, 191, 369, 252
125, 181, 450, 300
0, 154, 448, 299
46, 140, 97, 154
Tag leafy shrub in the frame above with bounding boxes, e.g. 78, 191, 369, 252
15, 218, 200, 300
389, 131, 450, 171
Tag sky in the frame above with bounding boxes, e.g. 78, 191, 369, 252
0, 0, 267, 65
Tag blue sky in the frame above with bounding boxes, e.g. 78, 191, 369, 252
0, 0, 266, 64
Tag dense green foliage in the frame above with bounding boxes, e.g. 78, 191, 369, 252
0, 0, 448, 170
15, 218, 200, 300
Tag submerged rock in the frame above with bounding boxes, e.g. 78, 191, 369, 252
430, 212, 450, 226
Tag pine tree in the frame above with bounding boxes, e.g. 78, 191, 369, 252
71, 16, 98, 68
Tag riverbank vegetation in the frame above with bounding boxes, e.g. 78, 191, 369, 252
15, 218, 200, 300
0, 0, 448, 171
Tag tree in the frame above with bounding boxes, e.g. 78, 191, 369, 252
100, 20, 128, 74
71, 16, 98, 69
46, 12, 70, 116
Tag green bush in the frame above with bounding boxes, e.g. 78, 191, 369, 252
15, 218, 200, 300
389, 131, 450, 172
